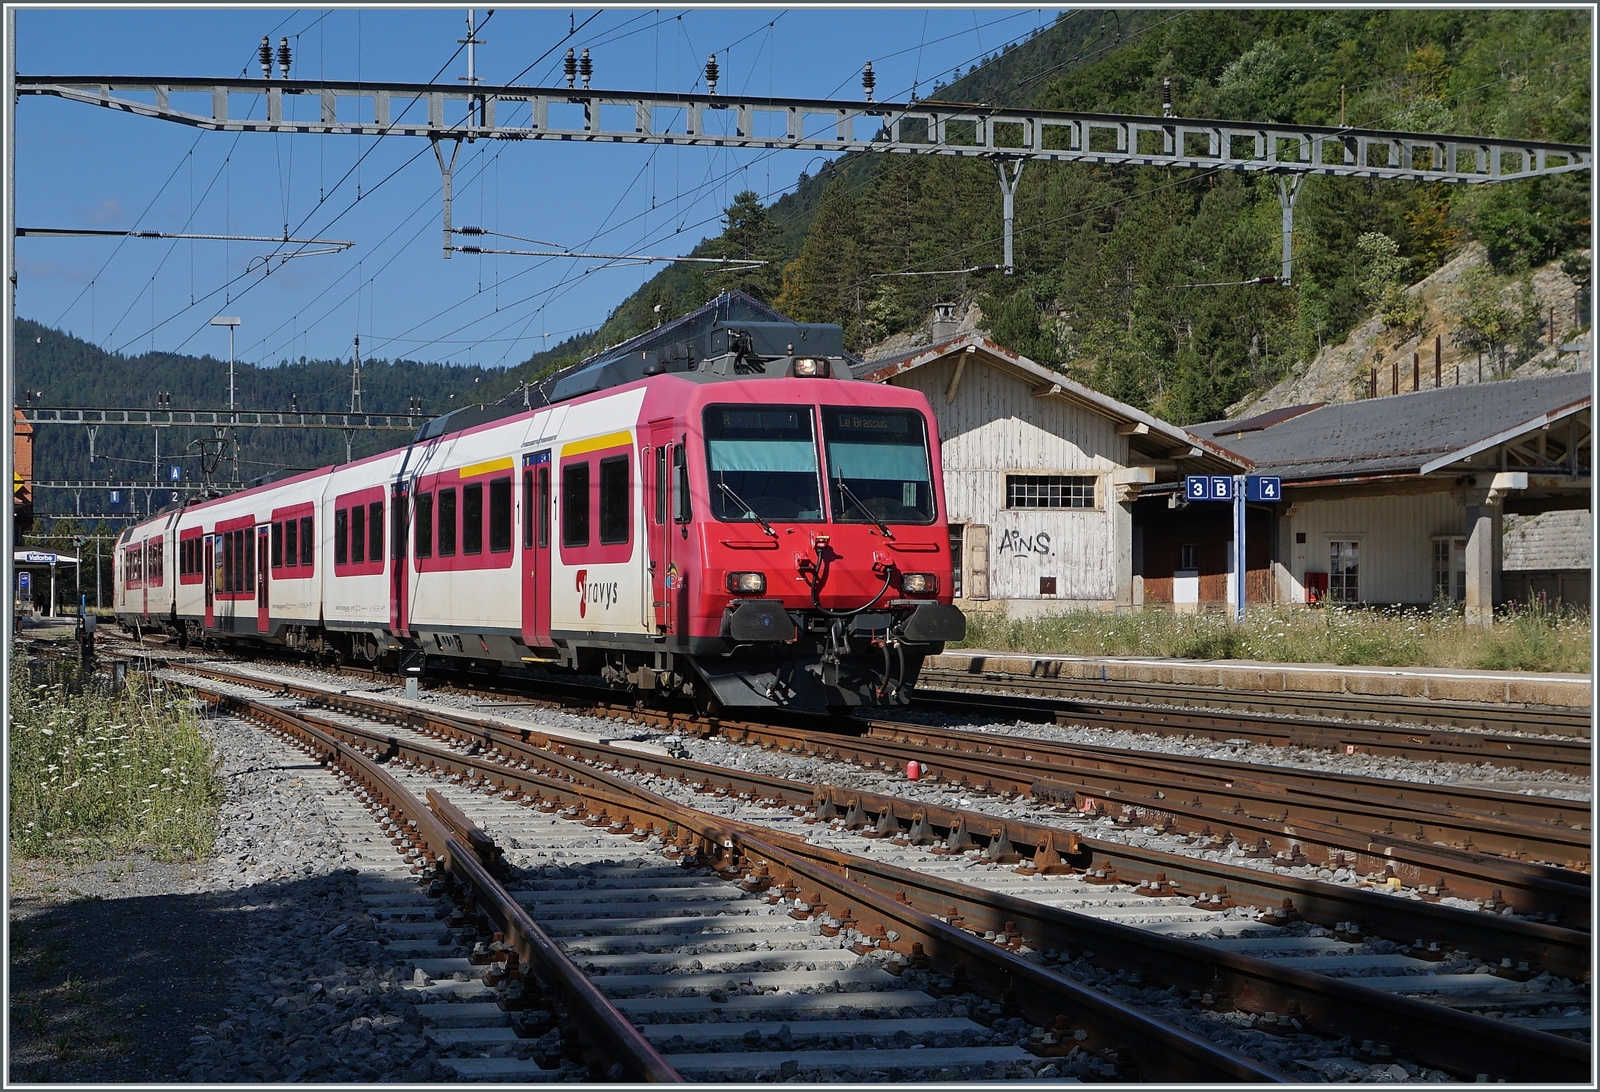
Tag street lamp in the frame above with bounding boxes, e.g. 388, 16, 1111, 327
210, 316, 241, 481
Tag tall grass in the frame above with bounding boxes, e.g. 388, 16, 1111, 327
9, 651, 222, 861
955, 602, 1591, 674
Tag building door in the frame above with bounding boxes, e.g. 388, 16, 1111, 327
256, 526, 270, 633
203, 535, 215, 628
965, 524, 990, 600
521, 450, 552, 647
390, 482, 410, 635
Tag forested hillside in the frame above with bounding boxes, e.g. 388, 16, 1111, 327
496, 8, 1591, 423
15, 318, 494, 490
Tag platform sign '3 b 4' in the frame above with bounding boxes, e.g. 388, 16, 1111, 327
1184, 475, 1235, 501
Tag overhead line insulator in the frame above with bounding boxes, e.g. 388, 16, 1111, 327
278, 37, 292, 79
579, 48, 592, 90
862, 61, 875, 103
258, 36, 272, 79
564, 48, 577, 90
705, 54, 719, 96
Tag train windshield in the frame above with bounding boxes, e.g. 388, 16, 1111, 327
703, 405, 823, 522
822, 407, 935, 524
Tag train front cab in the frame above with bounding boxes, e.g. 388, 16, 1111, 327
564, 376, 965, 712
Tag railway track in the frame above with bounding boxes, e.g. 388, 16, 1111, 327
162, 661, 1590, 1081
913, 674, 1593, 776
199, 679, 1281, 1082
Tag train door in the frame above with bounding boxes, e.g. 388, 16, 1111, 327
646, 421, 674, 634
203, 535, 215, 628
140, 541, 149, 619
648, 420, 691, 636
521, 450, 552, 647
256, 526, 270, 633
390, 481, 409, 636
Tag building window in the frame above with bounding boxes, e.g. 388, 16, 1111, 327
1006, 474, 1096, 509
1433, 536, 1466, 603
1179, 543, 1198, 570
489, 476, 512, 553
948, 524, 964, 598
1329, 540, 1360, 604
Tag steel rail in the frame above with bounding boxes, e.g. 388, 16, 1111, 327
190, 680, 1588, 1083
849, 720, 1591, 866
203, 688, 1282, 1082
219, 697, 684, 1083
916, 668, 1591, 739
696, 719, 1591, 899
863, 716, 1582, 828
168, 659, 1593, 928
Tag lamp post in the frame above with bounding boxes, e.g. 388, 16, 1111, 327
210, 316, 241, 481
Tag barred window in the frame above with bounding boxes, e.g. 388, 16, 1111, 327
1006, 474, 1096, 509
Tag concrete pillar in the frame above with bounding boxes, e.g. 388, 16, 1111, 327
1458, 489, 1503, 626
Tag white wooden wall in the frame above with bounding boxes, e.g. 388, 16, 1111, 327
889, 358, 1127, 604
1280, 492, 1467, 605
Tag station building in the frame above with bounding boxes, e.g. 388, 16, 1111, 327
1182, 371, 1592, 621
856, 335, 1246, 616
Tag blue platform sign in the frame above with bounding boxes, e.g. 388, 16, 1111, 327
169, 465, 182, 481
1245, 475, 1282, 502
1183, 475, 1235, 501
109, 489, 121, 505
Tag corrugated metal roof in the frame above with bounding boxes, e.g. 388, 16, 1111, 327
1190, 372, 1592, 480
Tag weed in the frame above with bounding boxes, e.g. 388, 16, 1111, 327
9, 647, 221, 862
955, 603, 1589, 673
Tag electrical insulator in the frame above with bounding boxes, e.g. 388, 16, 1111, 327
564, 47, 577, 89
278, 37, 292, 79
291, 392, 298, 412
862, 61, 876, 102
705, 53, 719, 95
579, 47, 592, 89
1162, 76, 1173, 118
258, 35, 272, 79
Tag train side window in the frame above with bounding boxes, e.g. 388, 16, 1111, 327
415, 492, 434, 558
284, 519, 298, 567
654, 446, 666, 524
243, 529, 255, 590
369, 500, 384, 563
271, 522, 283, 568
350, 505, 366, 564
438, 489, 457, 556
599, 455, 629, 544
562, 462, 590, 547
536, 466, 550, 548
489, 476, 512, 553
299, 515, 314, 568
391, 496, 407, 559
522, 471, 534, 550
462, 482, 484, 555
672, 444, 691, 523
335, 509, 349, 565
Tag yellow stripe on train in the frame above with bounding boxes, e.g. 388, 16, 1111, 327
560, 430, 634, 458
456, 456, 516, 479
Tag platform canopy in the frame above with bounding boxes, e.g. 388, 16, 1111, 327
14, 550, 78, 565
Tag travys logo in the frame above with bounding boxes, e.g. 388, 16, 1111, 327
575, 569, 620, 618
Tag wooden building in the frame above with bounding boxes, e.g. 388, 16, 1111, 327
857, 336, 1246, 616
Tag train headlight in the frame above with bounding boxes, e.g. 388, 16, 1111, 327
901, 572, 937, 595
790, 357, 831, 378
726, 571, 767, 594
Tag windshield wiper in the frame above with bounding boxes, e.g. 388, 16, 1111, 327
717, 478, 778, 538
834, 476, 894, 539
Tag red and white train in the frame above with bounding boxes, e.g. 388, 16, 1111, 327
114, 314, 964, 712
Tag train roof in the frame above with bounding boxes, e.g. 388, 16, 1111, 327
540, 291, 859, 404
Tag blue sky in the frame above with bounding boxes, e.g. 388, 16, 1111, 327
15, 7, 1062, 373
